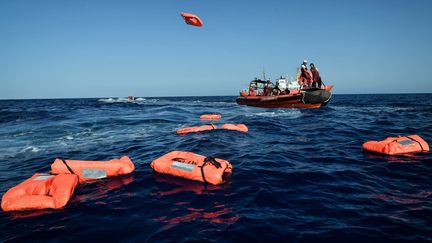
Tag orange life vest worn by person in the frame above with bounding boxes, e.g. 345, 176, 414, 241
299, 61, 313, 88
362, 135, 429, 155
249, 87, 256, 96
1, 173, 79, 211
310, 63, 322, 88
150, 151, 233, 185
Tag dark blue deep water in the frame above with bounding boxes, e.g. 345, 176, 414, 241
0, 94, 431, 242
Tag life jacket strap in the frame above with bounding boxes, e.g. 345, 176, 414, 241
199, 156, 222, 184
60, 159, 75, 174
406, 136, 425, 152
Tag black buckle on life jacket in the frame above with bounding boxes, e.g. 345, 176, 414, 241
198, 156, 222, 184
204, 156, 221, 169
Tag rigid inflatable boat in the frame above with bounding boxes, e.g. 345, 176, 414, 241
236, 77, 333, 108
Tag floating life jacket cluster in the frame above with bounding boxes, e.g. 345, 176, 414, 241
4, 107, 428, 213
362, 135, 429, 155
1, 156, 135, 212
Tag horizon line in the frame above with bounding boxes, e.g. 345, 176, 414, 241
1, 92, 432, 101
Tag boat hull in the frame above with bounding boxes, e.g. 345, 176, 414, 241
236, 88, 332, 109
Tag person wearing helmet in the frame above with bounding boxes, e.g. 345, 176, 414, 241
310, 63, 322, 88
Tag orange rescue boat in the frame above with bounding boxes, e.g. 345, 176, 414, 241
236, 77, 333, 108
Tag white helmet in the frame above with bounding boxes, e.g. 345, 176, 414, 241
303, 59, 308, 64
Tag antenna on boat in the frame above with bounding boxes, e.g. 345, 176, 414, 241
262, 66, 266, 81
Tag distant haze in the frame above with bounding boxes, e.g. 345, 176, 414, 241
1, 0, 431, 99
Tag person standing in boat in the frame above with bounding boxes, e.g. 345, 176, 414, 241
310, 63, 322, 88
299, 63, 313, 88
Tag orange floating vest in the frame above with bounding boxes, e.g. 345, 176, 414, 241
51, 156, 135, 182
362, 135, 429, 155
1, 173, 78, 212
176, 124, 217, 135
200, 114, 222, 120
220, 124, 248, 133
180, 12, 203, 27
150, 151, 232, 185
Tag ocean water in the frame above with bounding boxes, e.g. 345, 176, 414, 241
0, 94, 431, 242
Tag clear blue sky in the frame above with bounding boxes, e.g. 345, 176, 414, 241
1, 0, 431, 99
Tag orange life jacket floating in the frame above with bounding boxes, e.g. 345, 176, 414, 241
150, 151, 232, 185
200, 114, 222, 120
180, 12, 203, 27
362, 135, 429, 155
220, 124, 248, 133
176, 124, 217, 135
1, 173, 78, 212
51, 156, 135, 182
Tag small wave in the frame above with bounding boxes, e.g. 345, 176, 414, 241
20, 146, 41, 153
246, 109, 302, 119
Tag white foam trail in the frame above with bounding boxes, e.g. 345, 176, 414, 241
246, 110, 302, 119
21, 146, 41, 153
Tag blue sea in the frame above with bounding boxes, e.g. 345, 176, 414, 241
0, 94, 431, 242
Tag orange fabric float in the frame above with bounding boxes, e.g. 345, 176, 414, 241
362, 135, 429, 155
51, 156, 135, 182
180, 12, 203, 27
1, 173, 78, 212
176, 124, 217, 135
150, 151, 232, 185
200, 114, 222, 120
220, 124, 248, 133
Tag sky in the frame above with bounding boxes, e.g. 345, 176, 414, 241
1, 0, 431, 99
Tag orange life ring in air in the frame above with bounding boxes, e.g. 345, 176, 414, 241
220, 124, 248, 133
51, 156, 135, 182
150, 151, 232, 185
1, 173, 79, 211
176, 124, 217, 135
362, 134, 429, 155
200, 114, 222, 120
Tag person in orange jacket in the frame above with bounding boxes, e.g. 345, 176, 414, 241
310, 63, 322, 88
300, 62, 313, 88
